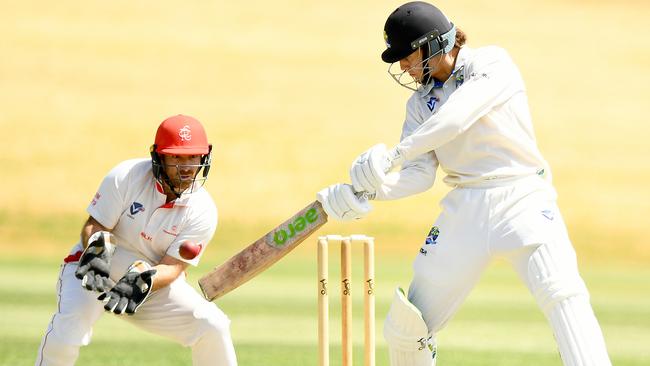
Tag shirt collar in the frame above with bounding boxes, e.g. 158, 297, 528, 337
417, 46, 471, 98
153, 180, 193, 208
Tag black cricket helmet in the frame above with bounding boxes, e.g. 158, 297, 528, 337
382, 1, 456, 63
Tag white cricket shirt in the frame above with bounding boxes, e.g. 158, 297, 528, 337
377, 46, 550, 200
87, 158, 217, 266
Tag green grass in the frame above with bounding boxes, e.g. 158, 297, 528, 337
1, 1, 650, 365
2, 252, 649, 366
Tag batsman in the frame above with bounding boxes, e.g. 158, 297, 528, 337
35, 115, 237, 365
317, 2, 611, 365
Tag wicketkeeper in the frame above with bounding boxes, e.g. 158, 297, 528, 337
35, 115, 237, 365
317, 2, 611, 365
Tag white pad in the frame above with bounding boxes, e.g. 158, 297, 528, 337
527, 245, 611, 366
383, 287, 437, 366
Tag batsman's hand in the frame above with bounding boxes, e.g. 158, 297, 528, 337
98, 260, 156, 315
75, 231, 116, 293
350, 143, 403, 195
317, 183, 372, 221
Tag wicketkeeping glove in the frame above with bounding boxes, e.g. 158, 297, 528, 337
75, 231, 116, 292
98, 260, 157, 315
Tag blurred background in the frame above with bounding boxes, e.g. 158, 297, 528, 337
1, 1, 649, 365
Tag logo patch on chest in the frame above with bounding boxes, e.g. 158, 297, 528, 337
127, 202, 146, 219
426, 96, 439, 111
129, 202, 145, 215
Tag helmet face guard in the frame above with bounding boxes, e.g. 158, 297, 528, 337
150, 144, 212, 197
386, 25, 456, 91
381, 2, 456, 91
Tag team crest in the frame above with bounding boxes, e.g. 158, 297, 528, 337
384, 30, 391, 48
424, 226, 440, 245
426, 96, 439, 111
129, 201, 145, 216
455, 70, 465, 87
178, 125, 192, 141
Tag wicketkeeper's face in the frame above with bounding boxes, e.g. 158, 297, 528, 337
161, 154, 203, 191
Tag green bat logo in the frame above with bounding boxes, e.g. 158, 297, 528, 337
272, 207, 319, 246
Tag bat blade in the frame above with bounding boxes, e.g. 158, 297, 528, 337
199, 200, 328, 301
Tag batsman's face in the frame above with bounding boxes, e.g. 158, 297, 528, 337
161, 154, 202, 191
399, 49, 446, 83
399, 50, 425, 82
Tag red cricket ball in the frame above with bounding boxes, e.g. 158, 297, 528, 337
179, 241, 202, 260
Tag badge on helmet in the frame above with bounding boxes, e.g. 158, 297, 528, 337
153, 114, 210, 155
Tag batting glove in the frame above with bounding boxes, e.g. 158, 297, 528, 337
98, 260, 157, 315
350, 144, 402, 195
317, 183, 372, 221
75, 231, 116, 293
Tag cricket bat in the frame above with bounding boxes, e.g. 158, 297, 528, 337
199, 200, 328, 301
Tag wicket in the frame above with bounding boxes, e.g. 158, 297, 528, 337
317, 235, 375, 366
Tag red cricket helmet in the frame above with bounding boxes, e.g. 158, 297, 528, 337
150, 115, 213, 197
154, 114, 210, 155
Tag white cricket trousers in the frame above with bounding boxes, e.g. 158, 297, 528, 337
408, 176, 611, 366
35, 246, 237, 366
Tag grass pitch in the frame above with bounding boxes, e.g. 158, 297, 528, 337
2, 244, 649, 366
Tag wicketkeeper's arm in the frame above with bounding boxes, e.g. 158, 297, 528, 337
98, 256, 187, 315
151, 255, 189, 291
81, 215, 111, 249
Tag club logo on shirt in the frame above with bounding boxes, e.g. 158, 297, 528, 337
424, 226, 440, 245
541, 209, 555, 221
426, 96, 439, 111
420, 226, 440, 256
128, 201, 145, 218
179, 125, 192, 141
455, 71, 465, 87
